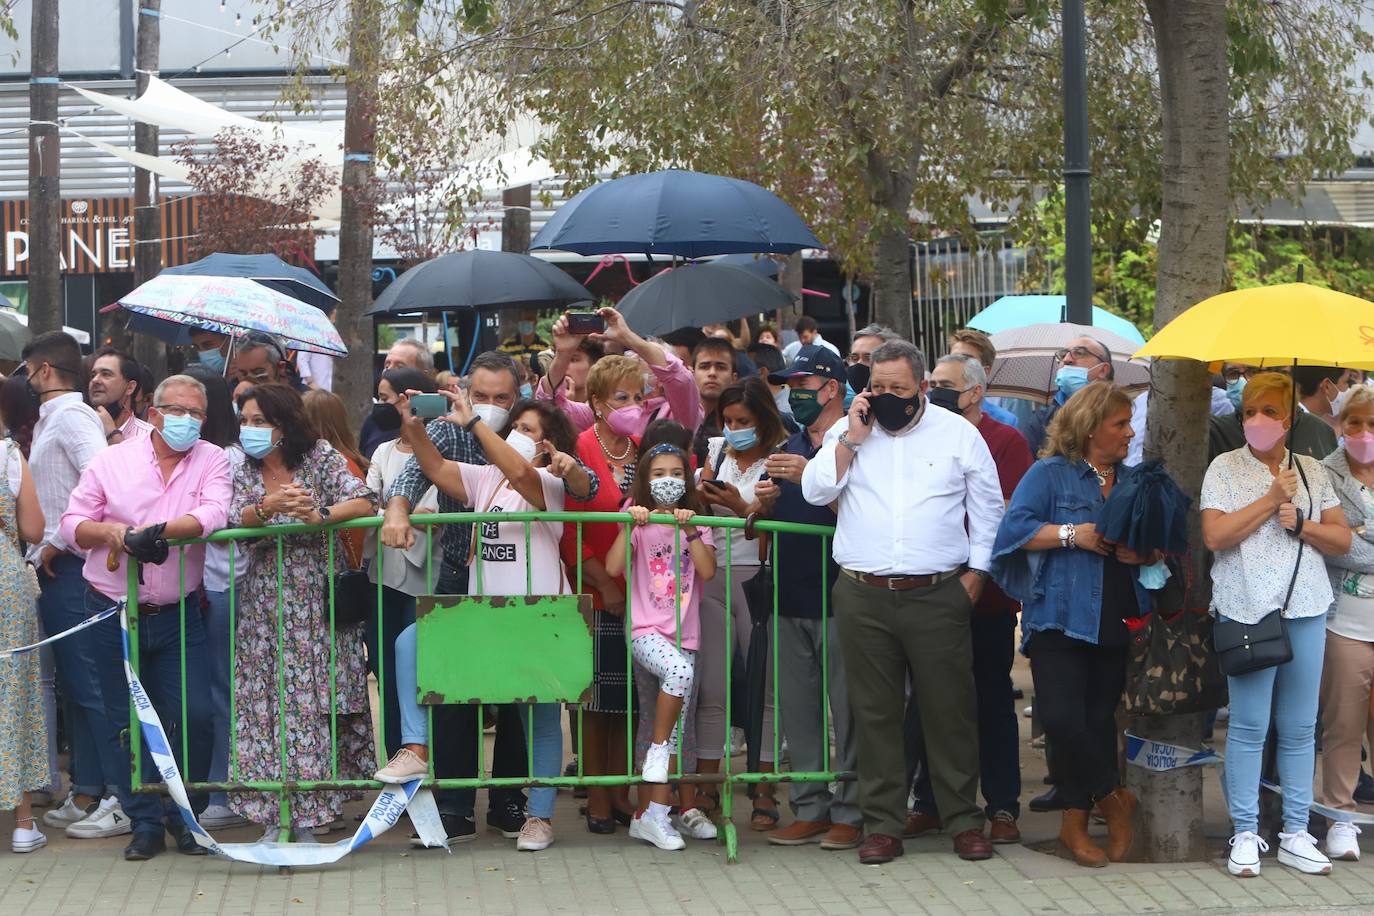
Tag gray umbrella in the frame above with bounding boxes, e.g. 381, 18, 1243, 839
0, 311, 31, 361
986, 322, 1151, 404
365, 249, 593, 316
616, 263, 795, 337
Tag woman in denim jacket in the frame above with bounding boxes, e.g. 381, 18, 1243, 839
992, 382, 1159, 868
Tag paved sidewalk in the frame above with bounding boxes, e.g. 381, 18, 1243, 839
4, 779, 1374, 916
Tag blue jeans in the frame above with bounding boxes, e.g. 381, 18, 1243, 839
514, 703, 562, 820
203, 589, 231, 809
1224, 613, 1326, 835
37, 555, 113, 799
364, 585, 416, 757
86, 588, 212, 836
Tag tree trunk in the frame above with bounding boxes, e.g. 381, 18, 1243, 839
334, 0, 380, 433
777, 252, 804, 330
129, 0, 166, 378
1133, 0, 1230, 864
498, 184, 532, 346
27, 0, 61, 336
870, 220, 914, 343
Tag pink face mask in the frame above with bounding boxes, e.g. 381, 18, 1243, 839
1347, 431, 1374, 465
1243, 414, 1287, 452
605, 403, 646, 437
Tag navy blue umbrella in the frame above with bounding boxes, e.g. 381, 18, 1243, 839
531, 170, 822, 258
712, 253, 782, 278
162, 253, 338, 313
364, 249, 593, 316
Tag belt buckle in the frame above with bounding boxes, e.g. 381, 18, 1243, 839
887, 576, 903, 591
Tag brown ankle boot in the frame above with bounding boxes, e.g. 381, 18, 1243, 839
1059, 809, 1108, 867
1097, 787, 1137, 862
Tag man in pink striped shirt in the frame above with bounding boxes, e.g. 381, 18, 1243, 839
59, 374, 231, 862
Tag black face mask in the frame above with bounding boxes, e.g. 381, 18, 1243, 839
870, 392, 921, 432
371, 401, 402, 432
847, 362, 870, 394
104, 398, 125, 422
926, 387, 964, 415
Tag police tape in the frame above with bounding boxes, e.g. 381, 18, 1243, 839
0, 606, 120, 658
116, 604, 451, 865
1259, 779, 1374, 827
1125, 733, 1222, 772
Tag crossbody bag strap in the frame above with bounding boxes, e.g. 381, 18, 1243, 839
1279, 456, 1315, 613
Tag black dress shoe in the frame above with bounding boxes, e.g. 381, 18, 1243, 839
124, 831, 167, 861
585, 812, 616, 834
1029, 785, 1066, 813
1356, 769, 1374, 805
165, 814, 208, 856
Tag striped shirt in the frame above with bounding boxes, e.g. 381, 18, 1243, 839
28, 392, 106, 563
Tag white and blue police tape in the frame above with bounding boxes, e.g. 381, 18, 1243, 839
117, 604, 450, 865
1125, 733, 1222, 772
0, 606, 119, 658
1259, 778, 1374, 827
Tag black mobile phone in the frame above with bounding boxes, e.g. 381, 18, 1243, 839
702, 478, 726, 490
860, 389, 873, 425
566, 311, 606, 335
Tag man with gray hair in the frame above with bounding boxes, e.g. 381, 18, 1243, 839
60, 373, 229, 860
1022, 334, 1115, 456
847, 323, 899, 367
802, 338, 1004, 864
906, 353, 1033, 844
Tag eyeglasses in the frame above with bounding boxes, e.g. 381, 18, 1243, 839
1054, 346, 1107, 364
1221, 367, 1264, 382
155, 404, 207, 421
241, 370, 273, 383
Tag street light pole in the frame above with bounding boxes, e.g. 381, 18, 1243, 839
1062, 0, 1093, 326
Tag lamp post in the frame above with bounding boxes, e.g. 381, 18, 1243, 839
1062, 0, 1093, 325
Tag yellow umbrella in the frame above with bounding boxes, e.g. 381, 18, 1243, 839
1133, 282, 1374, 370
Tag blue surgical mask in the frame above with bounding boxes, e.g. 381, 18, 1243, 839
518, 321, 535, 336
723, 426, 758, 451
1055, 365, 1091, 398
1138, 559, 1171, 590
1226, 377, 1247, 412
240, 425, 278, 459
843, 382, 857, 411
519, 383, 533, 400
159, 415, 202, 452
197, 348, 226, 374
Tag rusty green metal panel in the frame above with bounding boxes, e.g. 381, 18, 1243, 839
415, 594, 596, 704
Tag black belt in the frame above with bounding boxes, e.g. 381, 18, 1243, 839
842, 567, 964, 591
93, 590, 186, 617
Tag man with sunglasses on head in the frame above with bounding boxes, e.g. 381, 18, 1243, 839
1022, 336, 1115, 457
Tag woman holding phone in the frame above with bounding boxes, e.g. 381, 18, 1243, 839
694, 377, 785, 832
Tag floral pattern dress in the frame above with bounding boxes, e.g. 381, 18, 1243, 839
228, 440, 377, 828
0, 439, 43, 809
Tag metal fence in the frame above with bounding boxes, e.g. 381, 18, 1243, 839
124, 510, 846, 863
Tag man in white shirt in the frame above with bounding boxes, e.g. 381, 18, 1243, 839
24, 332, 131, 841
782, 315, 842, 361
802, 339, 1005, 865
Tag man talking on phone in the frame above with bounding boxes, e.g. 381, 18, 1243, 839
801, 339, 1004, 865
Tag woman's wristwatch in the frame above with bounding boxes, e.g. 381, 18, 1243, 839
1058, 523, 1077, 549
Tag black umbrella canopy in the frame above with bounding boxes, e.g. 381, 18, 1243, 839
365, 249, 593, 316
162, 252, 338, 313
616, 263, 795, 337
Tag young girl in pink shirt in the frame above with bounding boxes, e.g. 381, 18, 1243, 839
606, 442, 716, 851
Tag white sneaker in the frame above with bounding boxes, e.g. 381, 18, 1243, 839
12, 823, 46, 853
1327, 821, 1361, 861
65, 797, 132, 838
1228, 831, 1268, 877
679, 807, 717, 840
642, 742, 671, 784
1278, 830, 1332, 875
42, 794, 96, 829
730, 727, 746, 757
629, 812, 685, 851
516, 816, 554, 851
199, 804, 247, 829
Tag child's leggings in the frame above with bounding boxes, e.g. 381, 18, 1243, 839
631, 632, 696, 752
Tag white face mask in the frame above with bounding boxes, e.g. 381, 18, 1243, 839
1332, 385, 1353, 417
473, 403, 510, 431
505, 429, 539, 463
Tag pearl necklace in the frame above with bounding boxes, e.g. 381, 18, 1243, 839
594, 422, 632, 462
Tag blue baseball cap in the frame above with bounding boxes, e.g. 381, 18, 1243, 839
772, 344, 848, 384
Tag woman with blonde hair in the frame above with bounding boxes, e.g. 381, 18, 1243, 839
992, 381, 1162, 868
1202, 370, 1349, 877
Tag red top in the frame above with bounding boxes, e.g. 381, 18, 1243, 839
560, 426, 634, 609
976, 413, 1034, 617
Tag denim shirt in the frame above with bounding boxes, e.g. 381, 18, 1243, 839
991, 455, 1155, 650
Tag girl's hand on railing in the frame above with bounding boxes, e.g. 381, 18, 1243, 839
628, 506, 650, 526
673, 508, 697, 533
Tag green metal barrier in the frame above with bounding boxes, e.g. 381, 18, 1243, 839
126, 510, 847, 861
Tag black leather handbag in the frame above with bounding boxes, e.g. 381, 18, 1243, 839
1212, 606, 1292, 676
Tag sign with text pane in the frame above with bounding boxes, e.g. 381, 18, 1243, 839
415, 594, 595, 705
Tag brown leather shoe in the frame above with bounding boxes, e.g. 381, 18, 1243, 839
766, 819, 831, 846
1059, 809, 1108, 867
819, 823, 863, 850
953, 828, 994, 861
988, 811, 1021, 845
858, 832, 904, 864
902, 810, 943, 838
1096, 787, 1137, 862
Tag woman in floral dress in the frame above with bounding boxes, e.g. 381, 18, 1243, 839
227, 384, 377, 842
0, 436, 47, 852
